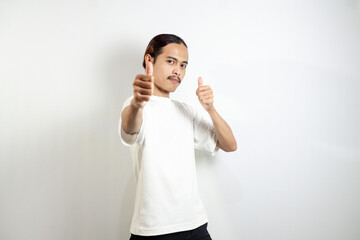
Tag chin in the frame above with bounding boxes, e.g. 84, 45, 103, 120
169, 89, 177, 93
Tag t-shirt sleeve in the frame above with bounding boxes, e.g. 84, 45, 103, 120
190, 104, 219, 156
118, 96, 146, 146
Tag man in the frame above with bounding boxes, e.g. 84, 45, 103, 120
119, 34, 237, 240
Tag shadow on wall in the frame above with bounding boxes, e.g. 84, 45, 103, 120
101, 39, 146, 238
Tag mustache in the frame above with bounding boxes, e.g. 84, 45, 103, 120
168, 76, 180, 82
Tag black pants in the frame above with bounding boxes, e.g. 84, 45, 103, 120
129, 222, 212, 240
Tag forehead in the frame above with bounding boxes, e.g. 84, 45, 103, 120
159, 43, 188, 61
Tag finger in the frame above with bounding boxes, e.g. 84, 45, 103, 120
197, 86, 211, 93
134, 86, 152, 96
199, 95, 213, 101
198, 89, 213, 96
134, 91, 151, 101
134, 79, 153, 89
146, 58, 153, 76
198, 76, 203, 86
200, 95, 213, 100
136, 74, 152, 82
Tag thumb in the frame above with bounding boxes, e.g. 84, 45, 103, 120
146, 58, 153, 76
198, 76, 203, 86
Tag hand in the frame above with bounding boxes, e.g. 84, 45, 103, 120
131, 57, 154, 109
196, 76, 214, 112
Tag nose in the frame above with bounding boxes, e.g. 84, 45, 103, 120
172, 64, 181, 76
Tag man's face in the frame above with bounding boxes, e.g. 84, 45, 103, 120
148, 43, 188, 97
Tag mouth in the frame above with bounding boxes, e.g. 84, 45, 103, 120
168, 77, 180, 83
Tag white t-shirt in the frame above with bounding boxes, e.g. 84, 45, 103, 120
118, 95, 219, 236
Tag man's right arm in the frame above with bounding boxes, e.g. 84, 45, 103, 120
121, 100, 144, 135
121, 55, 154, 135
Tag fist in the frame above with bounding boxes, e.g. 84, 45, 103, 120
196, 76, 214, 112
131, 57, 154, 109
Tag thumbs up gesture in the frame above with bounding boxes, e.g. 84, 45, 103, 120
131, 56, 154, 109
196, 76, 214, 112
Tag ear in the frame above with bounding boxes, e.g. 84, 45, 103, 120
144, 54, 153, 63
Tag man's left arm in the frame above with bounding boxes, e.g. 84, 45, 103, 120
196, 76, 237, 152
207, 106, 237, 152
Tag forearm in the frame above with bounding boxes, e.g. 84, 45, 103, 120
121, 99, 144, 135
207, 106, 237, 152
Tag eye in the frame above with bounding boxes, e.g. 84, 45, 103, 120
181, 64, 187, 68
167, 60, 174, 64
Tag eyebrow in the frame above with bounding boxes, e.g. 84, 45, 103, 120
166, 56, 188, 64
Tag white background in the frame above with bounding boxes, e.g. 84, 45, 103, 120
1, 0, 360, 239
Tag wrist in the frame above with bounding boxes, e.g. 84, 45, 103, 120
207, 105, 216, 113
130, 99, 143, 111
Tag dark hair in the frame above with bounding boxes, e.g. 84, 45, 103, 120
142, 34, 187, 69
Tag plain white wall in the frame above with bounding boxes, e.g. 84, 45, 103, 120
1, 0, 359, 239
